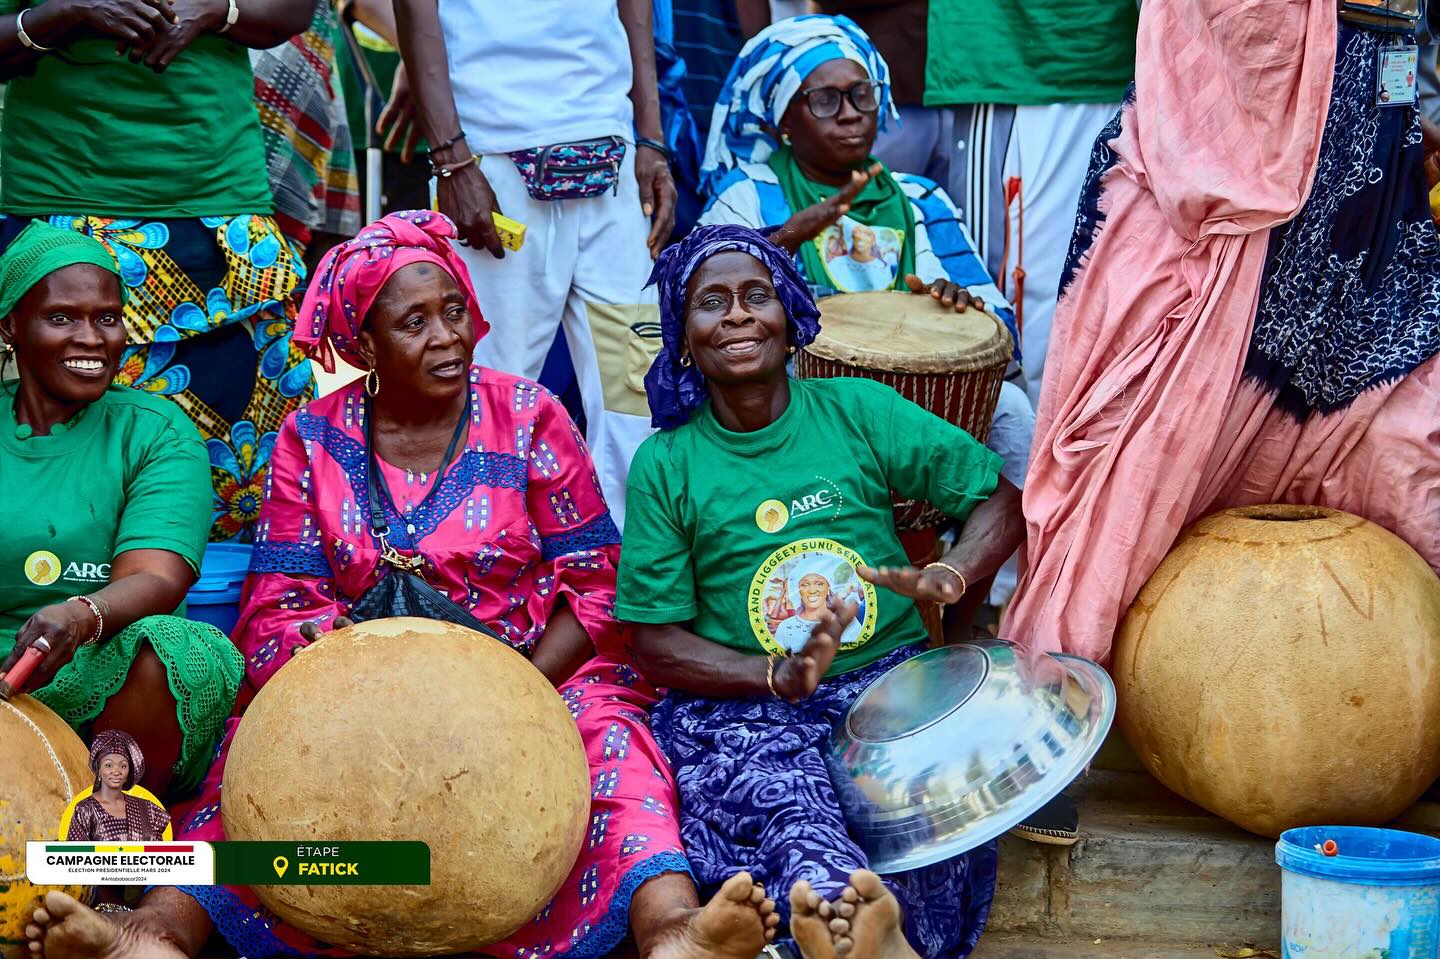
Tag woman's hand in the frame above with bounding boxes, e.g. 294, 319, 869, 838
0, 601, 97, 692
297, 615, 354, 645
132, 0, 226, 71
376, 62, 423, 163
770, 602, 856, 702
64, 0, 176, 53
435, 149, 506, 259
636, 143, 677, 258
904, 274, 985, 314
770, 162, 882, 255
860, 564, 966, 604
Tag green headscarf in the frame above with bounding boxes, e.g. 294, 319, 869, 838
0, 220, 126, 319
766, 144, 917, 292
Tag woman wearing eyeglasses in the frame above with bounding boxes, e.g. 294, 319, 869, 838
698, 15, 1010, 318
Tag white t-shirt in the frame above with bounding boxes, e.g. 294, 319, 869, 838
440, 0, 636, 155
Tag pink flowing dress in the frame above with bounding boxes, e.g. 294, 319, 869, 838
170, 366, 689, 959
1004, 0, 1440, 664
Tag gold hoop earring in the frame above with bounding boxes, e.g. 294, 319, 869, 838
364, 367, 380, 397
679, 354, 692, 368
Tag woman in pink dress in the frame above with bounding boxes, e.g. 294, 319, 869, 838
22, 212, 779, 959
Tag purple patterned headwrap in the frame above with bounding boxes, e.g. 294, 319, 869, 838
89, 729, 144, 785
644, 224, 821, 429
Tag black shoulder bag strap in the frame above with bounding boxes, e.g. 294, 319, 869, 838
355, 397, 504, 642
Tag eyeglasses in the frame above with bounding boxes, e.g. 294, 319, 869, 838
798, 80, 882, 119
691, 287, 778, 314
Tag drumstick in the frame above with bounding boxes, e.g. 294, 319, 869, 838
0, 641, 48, 701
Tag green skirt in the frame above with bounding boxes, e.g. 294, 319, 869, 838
33, 615, 242, 793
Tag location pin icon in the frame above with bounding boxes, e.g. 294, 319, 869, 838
272, 856, 289, 879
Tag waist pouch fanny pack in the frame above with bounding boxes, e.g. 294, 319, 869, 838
508, 137, 626, 201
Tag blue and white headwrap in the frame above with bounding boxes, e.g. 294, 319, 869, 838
644, 224, 822, 430
700, 14, 897, 198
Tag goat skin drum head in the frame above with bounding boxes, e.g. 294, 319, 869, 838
1, 695, 93, 959
1115, 506, 1440, 838
222, 618, 590, 955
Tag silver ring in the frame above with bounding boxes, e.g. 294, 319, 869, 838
32, 637, 51, 653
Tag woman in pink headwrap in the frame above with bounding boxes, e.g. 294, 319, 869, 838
22, 211, 782, 959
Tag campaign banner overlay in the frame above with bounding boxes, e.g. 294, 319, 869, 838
27, 841, 430, 886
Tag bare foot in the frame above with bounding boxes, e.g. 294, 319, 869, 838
830, 870, 918, 959
649, 872, 779, 959
24, 891, 188, 959
788, 881, 839, 959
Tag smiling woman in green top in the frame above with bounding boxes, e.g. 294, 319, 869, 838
0, 0, 316, 544
0, 221, 242, 797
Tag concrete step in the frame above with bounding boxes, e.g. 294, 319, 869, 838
987, 770, 1282, 947
987, 764, 1440, 949
973, 936, 1258, 959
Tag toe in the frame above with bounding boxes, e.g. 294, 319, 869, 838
759, 898, 777, 916
24, 924, 41, 940
718, 871, 755, 903
765, 913, 781, 929
837, 902, 856, 919
790, 881, 817, 916
31, 908, 51, 925
828, 917, 850, 935
848, 869, 887, 901
817, 899, 834, 919
806, 891, 823, 912
835, 935, 854, 955
840, 886, 859, 904
749, 884, 766, 905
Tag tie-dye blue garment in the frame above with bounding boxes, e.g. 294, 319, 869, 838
652, 645, 997, 959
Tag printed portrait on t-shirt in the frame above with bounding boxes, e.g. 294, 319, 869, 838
749, 539, 877, 655
812, 218, 904, 293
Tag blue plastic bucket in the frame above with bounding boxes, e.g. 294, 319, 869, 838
1276, 826, 1440, 958
185, 543, 252, 636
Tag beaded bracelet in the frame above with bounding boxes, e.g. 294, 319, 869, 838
67, 595, 104, 647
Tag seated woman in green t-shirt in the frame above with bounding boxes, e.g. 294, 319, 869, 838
616, 224, 1024, 959
0, 221, 242, 797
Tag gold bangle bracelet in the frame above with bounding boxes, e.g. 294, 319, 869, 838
923, 561, 968, 599
766, 654, 782, 697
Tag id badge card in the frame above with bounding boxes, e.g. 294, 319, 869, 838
1377, 44, 1420, 108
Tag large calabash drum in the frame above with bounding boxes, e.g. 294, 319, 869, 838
1115, 506, 1440, 838
796, 291, 1013, 530
0, 696, 92, 958
223, 618, 590, 956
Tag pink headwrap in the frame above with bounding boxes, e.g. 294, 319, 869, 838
294, 210, 489, 372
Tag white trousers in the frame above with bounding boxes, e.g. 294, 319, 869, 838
1000, 103, 1120, 408
455, 148, 661, 530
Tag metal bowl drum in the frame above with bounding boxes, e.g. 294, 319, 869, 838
826, 640, 1114, 873
795, 291, 1013, 532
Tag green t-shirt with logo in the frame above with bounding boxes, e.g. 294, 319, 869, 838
0, 0, 273, 217
0, 386, 211, 656
617, 377, 1003, 677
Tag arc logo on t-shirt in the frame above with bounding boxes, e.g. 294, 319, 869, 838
753, 477, 845, 534
748, 538, 877, 656
23, 549, 109, 587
